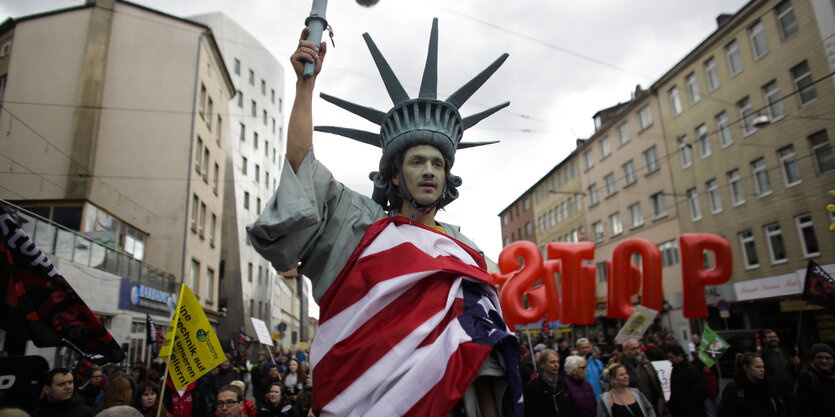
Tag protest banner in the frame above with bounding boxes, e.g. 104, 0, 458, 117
614, 305, 658, 342
698, 323, 729, 368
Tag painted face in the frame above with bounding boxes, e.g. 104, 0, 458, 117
393, 145, 446, 207
541, 353, 560, 377
813, 351, 834, 372
744, 357, 765, 381
141, 388, 157, 408
572, 361, 587, 379
613, 367, 630, 387
216, 390, 242, 417
45, 372, 74, 403
268, 385, 283, 404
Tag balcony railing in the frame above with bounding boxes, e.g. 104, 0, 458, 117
1, 200, 177, 294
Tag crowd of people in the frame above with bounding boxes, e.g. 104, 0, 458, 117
0, 347, 313, 417
519, 330, 834, 417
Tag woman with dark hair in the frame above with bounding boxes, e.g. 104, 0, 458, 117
597, 363, 656, 417
718, 352, 783, 417
133, 382, 171, 417
281, 359, 305, 397
96, 376, 133, 414
256, 383, 299, 417
132, 364, 149, 386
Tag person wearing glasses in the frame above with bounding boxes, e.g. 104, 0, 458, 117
565, 355, 597, 417
796, 343, 835, 417
216, 385, 245, 417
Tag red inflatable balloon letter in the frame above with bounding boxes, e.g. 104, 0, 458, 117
496, 241, 553, 331
548, 242, 596, 324
679, 234, 733, 318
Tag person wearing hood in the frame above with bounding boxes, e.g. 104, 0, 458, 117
796, 343, 835, 417
719, 352, 785, 417
33, 368, 95, 417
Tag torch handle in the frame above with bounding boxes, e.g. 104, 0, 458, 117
303, 0, 329, 79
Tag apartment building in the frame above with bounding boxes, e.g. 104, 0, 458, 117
654, 0, 835, 339
0, 0, 234, 361
499, 192, 536, 247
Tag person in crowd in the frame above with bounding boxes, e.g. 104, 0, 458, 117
96, 376, 132, 414
796, 343, 835, 417
79, 367, 108, 407
0, 408, 31, 417
255, 365, 282, 410
577, 337, 606, 398
557, 338, 571, 375
667, 344, 706, 417
216, 385, 246, 417
692, 347, 720, 417
229, 380, 256, 417
131, 364, 149, 387
523, 349, 572, 416
256, 383, 299, 417
619, 338, 664, 416
719, 352, 784, 417
163, 376, 210, 417
689, 334, 701, 361
761, 330, 798, 416
33, 368, 95, 417
133, 382, 170, 417
597, 363, 657, 417
518, 343, 535, 384
281, 359, 305, 398
643, 334, 666, 361
95, 405, 143, 417
564, 355, 596, 417
211, 360, 242, 409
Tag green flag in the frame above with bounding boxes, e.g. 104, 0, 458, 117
698, 323, 729, 368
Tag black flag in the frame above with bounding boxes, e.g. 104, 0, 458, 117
802, 260, 835, 314
146, 314, 164, 357
0, 207, 124, 364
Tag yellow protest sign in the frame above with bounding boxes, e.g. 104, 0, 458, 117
159, 284, 225, 390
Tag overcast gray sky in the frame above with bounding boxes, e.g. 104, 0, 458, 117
1, 0, 751, 263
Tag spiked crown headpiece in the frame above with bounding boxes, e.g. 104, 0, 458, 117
314, 18, 509, 210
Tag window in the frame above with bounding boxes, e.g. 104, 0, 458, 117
198, 84, 206, 119
776, 1, 798, 40
764, 223, 788, 264
678, 136, 692, 168
629, 202, 643, 228
762, 80, 785, 122
210, 213, 217, 247
696, 124, 710, 159
271, 88, 276, 103
251, 100, 257, 117
525, 222, 532, 236
236, 90, 243, 107
609, 212, 623, 236
502, 214, 508, 226
216, 115, 222, 144
725, 40, 743, 77
584, 149, 594, 170
794, 213, 819, 258
808, 130, 834, 174
202, 148, 209, 181
248, 69, 254, 85
190, 259, 200, 291
597, 262, 608, 283
244, 191, 250, 210
272, 118, 276, 133
247, 262, 253, 282
669, 86, 682, 117
600, 136, 612, 159
523, 198, 530, 211
588, 183, 599, 206
592, 221, 604, 242
0, 41, 10, 58
561, 201, 568, 220
686, 73, 700, 104
751, 158, 772, 197
644, 146, 659, 174
190, 194, 198, 232
728, 169, 745, 206
258, 266, 263, 285
778, 145, 802, 187
738, 96, 756, 136
205, 268, 214, 302
241, 156, 248, 175
749, 21, 769, 60
213, 162, 219, 195
263, 109, 268, 125
206, 98, 213, 129
623, 160, 637, 186
265, 172, 269, 188
791, 61, 817, 105
707, 179, 722, 214
739, 230, 759, 268
704, 57, 720, 91
617, 122, 630, 146
256, 197, 261, 214
233, 58, 241, 75
261, 79, 266, 95
604, 173, 616, 196
638, 105, 652, 130
651, 192, 667, 218
716, 111, 732, 148
687, 188, 702, 221
658, 240, 680, 267
575, 193, 582, 212
264, 140, 269, 156
240, 123, 246, 143
194, 137, 203, 173
255, 164, 260, 184
254, 132, 259, 149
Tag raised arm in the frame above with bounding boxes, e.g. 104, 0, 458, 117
286, 28, 328, 172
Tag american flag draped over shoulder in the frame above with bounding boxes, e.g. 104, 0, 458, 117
311, 217, 522, 417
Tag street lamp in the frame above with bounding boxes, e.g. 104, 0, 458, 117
752, 113, 770, 129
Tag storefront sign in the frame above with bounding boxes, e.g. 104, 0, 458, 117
119, 278, 176, 313
733, 273, 801, 301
